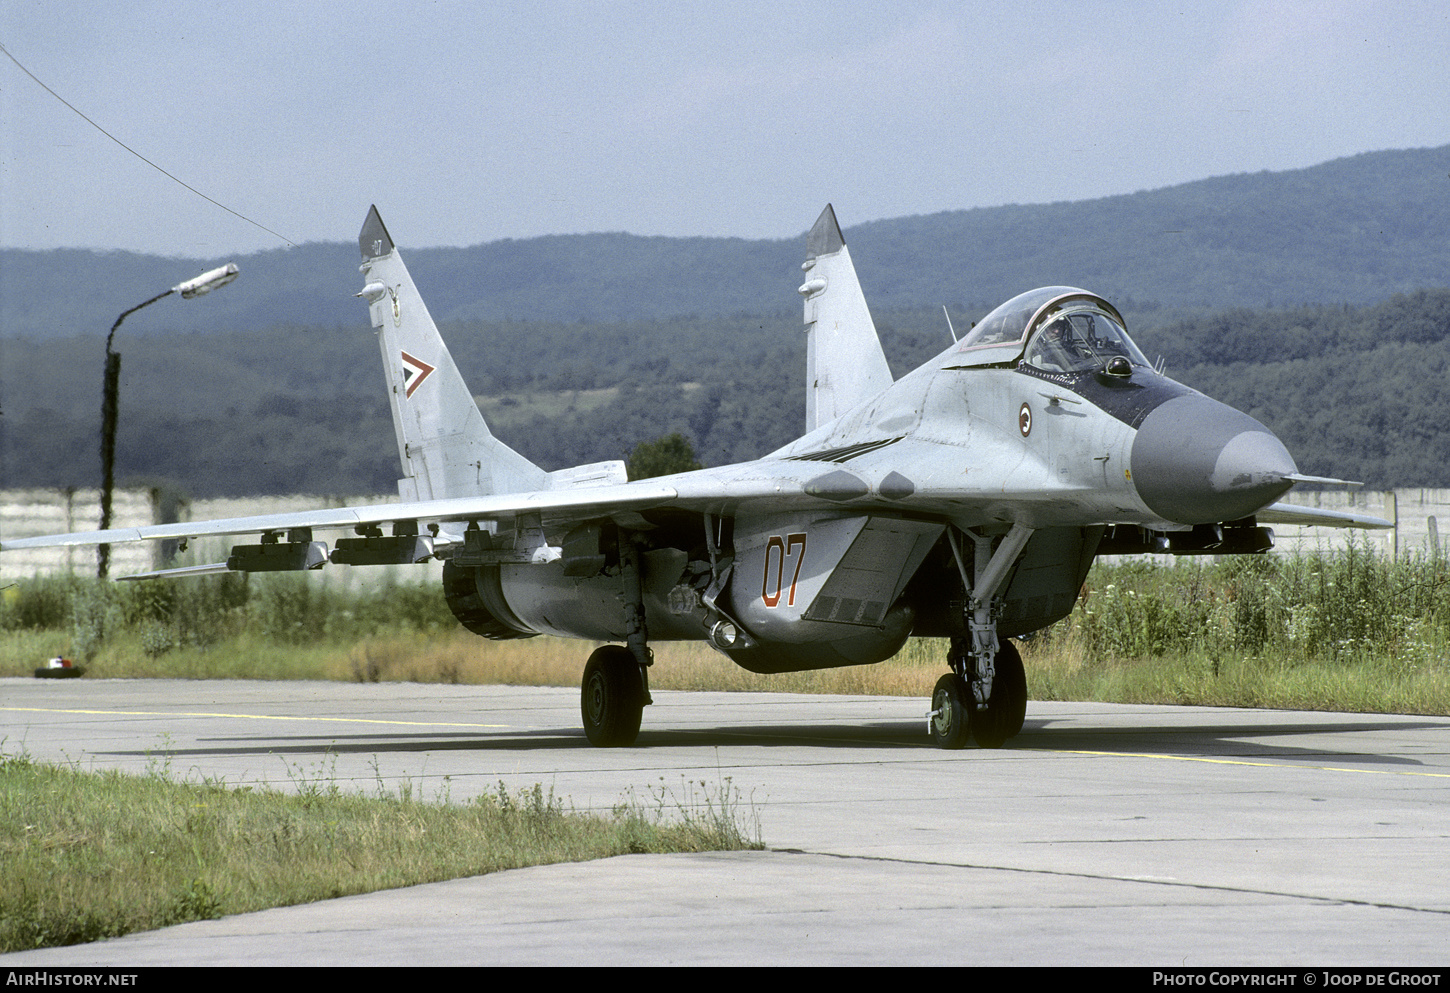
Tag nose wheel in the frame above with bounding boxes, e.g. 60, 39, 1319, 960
928, 673, 972, 749
929, 639, 1026, 749
969, 639, 1026, 748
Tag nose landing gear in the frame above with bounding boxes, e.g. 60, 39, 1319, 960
929, 524, 1033, 749
928, 639, 1027, 749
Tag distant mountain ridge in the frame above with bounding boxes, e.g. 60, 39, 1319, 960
3, 145, 1448, 339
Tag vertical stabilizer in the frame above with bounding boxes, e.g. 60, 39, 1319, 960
797, 205, 894, 432
357, 206, 547, 501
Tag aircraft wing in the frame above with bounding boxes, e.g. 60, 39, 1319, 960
0, 466, 859, 557
7, 473, 1397, 559
4, 477, 1397, 560
0, 481, 683, 552
1256, 502, 1394, 530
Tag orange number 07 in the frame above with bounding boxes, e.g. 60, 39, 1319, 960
761, 533, 807, 608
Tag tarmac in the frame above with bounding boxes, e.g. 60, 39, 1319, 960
3, 677, 1449, 966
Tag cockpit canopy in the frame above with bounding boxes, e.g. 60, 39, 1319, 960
951, 286, 1149, 373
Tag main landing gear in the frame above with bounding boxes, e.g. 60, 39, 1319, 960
581, 645, 646, 746
581, 534, 653, 747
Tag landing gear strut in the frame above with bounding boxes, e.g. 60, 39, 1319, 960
929, 523, 1034, 749
963, 637, 1026, 748
580, 533, 653, 747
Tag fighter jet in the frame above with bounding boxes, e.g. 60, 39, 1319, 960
2, 205, 1392, 748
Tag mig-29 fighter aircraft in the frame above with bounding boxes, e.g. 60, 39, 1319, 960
2, 205, 1392, 749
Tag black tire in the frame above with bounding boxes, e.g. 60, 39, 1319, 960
929, 673, 972, 749
997, 639, 1028, 739
971, 639, 1027, 748
581, 645, 644, 747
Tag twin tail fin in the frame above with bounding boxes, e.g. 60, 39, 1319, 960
357, 206, 547, 501
798, 205, 894, 432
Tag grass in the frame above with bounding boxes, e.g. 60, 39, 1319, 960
1024, 543, 1450, 714
4, 543, 1450, 715
1022, 634, 1450, 714
0, 748, 760, 953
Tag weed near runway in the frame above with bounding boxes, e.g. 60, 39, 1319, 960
0, 748, 760, 953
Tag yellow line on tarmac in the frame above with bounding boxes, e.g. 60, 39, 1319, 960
2, 706, 510, 730
1049, 748, 1450, 779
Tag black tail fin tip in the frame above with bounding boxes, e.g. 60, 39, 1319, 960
359, 205, 395, 260
807, 204, 845, 260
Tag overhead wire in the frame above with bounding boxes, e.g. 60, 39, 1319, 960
0, 40, 297, 248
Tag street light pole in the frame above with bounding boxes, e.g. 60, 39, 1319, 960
98, 263, 239, 578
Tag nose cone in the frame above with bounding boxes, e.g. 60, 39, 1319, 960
1131, 395, 1297, 525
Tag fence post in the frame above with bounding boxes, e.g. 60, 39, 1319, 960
1389, 490, 1398, 559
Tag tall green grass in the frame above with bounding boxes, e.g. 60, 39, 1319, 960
1029, 540, 1450, 713
4, 543, 1448, 713
2, 572, 458, 678
1068, 541, 1448, 668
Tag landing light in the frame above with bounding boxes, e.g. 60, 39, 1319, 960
710, 619, 740, 649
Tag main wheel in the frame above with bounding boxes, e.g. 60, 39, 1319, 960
929, 673, 972, 749
971, 639, 1027, 748
581, 645, 644, 747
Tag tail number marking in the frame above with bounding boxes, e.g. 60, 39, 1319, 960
761, 533, 807, 608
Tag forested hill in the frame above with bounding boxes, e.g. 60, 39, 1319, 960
5, 290, 1449, 495
4, 145, 1450, 339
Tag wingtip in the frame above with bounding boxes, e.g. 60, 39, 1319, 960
806, 204, 845, 259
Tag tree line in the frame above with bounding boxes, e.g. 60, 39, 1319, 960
3, 289, 1448, 498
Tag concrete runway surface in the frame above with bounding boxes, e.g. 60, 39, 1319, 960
3, 677, 1449, 966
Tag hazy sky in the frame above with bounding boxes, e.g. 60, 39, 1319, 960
3, 0, 1449, 257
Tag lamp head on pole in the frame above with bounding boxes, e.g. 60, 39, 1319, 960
174, 262, 239, 299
